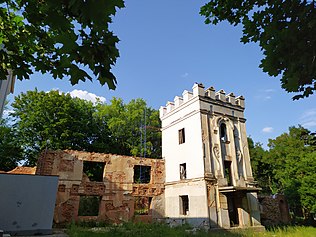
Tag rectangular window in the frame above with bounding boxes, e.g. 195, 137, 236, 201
180, 163, 187, 179
224, 161, 232, 186
134, 196, 152, 215
134, 165, 151, 183
179, 195, 189, 215
178, 128, 185, 144
83, 161, 105, 182
78, 196, 101, 216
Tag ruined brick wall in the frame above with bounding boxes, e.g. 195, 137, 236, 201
258, 195, 291, 226
36, 150, 165, 224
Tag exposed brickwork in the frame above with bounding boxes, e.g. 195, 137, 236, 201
36, 150, 165, 224
7, 166, 36, 174
258, 195, 291, 226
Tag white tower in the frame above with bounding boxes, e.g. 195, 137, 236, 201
160, 83, 262, 229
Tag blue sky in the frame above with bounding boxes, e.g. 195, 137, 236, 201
6, 0, 316, 148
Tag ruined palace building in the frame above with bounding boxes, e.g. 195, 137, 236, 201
35, 83, 263, 229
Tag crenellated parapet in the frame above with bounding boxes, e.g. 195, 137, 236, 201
159, 83, 245, 118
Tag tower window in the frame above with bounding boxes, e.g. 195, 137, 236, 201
220, 123, 227, 142
179, 128, 185, 144
180, 163, 187, 179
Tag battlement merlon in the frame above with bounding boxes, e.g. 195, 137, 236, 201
159, 83, 245, 118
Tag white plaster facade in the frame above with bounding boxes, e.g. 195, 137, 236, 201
160, 83, 262, 229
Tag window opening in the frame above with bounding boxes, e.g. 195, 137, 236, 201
134, 165, 151, 183
180, 163, 187, 179
220, 123, 228, 162
220, 123, 227, 142
180, 195, 189, 215
134, 196, 152, 215
179, 128, 185, 144
224, 160, 233, 186
78, 196, 101, 216
83, 161, 105, 182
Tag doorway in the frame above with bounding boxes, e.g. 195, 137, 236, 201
226, 194, 239, 227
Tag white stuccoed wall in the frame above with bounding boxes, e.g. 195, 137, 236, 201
161, 98, 205, 182
164, 180, 209, 223
161, 85, 209, 223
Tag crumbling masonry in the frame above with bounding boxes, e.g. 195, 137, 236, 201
36, 150, 165, 224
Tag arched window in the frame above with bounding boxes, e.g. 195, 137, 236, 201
219, 122, 232, 185
220, 123, 227, 142
219, 122, 228, 162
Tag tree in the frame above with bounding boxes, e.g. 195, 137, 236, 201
0, 118, 23, 171
200, 1, 316, 99
0, 0, 124, 89
248, 137, 272, 193
9, 90, 161, 164
96, 97, 161, 158
11, 89, 111, 165
265, 126, 316, 219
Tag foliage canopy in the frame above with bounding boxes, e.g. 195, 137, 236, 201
249, 126, 316, 219
96, 97, 161, 158
0, 0, 124, 89
5, 90, 161, 166
0, 118, 23, 171
201, 1, 316, 99
11, 89, 104, 165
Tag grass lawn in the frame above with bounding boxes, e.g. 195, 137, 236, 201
67, 223, 316, 237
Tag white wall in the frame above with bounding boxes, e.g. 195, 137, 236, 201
161, 97, 205, 182
164, 180, 209, 221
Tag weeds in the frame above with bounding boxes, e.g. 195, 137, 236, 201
67, 223, 316, 237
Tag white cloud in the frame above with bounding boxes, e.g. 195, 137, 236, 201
262, 127, 274, 133
300, 108, 316, 129
181, 72, 189, 78
263, 89, 275, 93
68, 89, 106, 104
255, 88, 275, 101
255, 95, 272, 101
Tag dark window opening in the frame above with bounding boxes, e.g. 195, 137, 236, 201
78, 196, 101, 216
180, 195, 189, 215
134, 196, 152, 215
180, 163, 187, 179
83, 161, 105, 182
179, 128, 185, 144
220, 123, 227, 142
224, 160, 233, 186
134, 165, 151, 183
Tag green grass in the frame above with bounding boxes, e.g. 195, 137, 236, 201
67, 223, 316, 237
